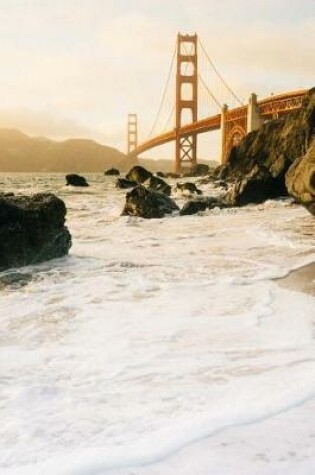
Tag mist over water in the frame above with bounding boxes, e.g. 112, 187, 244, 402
0, 173, 314, 475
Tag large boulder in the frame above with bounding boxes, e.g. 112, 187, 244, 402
147, 176, 172, 196
0, 193, 71, 270
115, 178, 138, 189
126, 165, 152, 183
122, 185, 179, 219
66, 174, 89, 187
104, 168, 120, 176
286, 138, 315, 215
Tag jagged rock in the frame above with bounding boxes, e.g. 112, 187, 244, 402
66, 174, 89, 187
218, 88, 315, 206
156, 171, 166, 178
286, 138, 315, 215
147, 176, 171, 196
104, 168, 120, 176
126, 165, 152, 183
0, 193, 71, 270
122, 185, 179, 219
180, 197, 219, 216
115, 178, 138, 189
176, 182, 202, 196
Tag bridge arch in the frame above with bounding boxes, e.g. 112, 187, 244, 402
224, 124, 246, 162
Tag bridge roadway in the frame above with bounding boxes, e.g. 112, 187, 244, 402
130, 89, 306, 160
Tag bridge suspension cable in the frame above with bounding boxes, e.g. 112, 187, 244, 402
147, 41, 177, 139
198, 38, 243, 106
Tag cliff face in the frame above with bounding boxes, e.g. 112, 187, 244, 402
0, 129, 137, 172
219, 88, 315, 213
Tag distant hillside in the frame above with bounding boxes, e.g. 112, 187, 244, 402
0, 129, 137, 172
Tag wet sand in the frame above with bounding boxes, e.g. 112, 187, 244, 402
277, 263, 315, 297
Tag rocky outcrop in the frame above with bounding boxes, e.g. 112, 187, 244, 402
122, 185, 179, 219
147, 176, 172, 196
126, 165, 152, 184
0, 193, 71, 270
115, 178, 138, 189
286, 138, 315, 215
176, 182, 202, 196
218, 88, 315, 209
66, 174, 89, 187
105, 168, 120, 176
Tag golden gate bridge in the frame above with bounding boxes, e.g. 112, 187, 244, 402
127, 33, 306, 173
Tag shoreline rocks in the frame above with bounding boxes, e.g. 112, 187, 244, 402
0, 193, 71, 271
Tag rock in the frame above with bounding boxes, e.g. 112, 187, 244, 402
180, 197, 219, 216
126, 165, 152, 183
223, 166, 287, 206
183, 164, 209, 177
104, 168, 120, 176
219, 88, 315, 206
156, 171, 166, 178
147, 176, 172, 196
286, 138, 315, 215
176, 182, 202, 196
122, 185, 179, 219
66, 174, 89, 187
0, 193, 71, 270
115, 178, 138, 189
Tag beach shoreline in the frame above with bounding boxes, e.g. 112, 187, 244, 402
276, 262, 315, 297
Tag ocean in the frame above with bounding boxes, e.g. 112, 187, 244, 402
0, 173, 314, 475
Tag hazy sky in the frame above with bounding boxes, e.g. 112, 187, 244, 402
0, 0, 314, 158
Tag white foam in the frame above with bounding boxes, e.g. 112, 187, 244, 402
0, 173, 314, 474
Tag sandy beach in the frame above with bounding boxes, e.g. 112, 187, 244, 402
277, 262, 315, 297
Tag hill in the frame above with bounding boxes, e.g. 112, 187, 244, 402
0, 129, 137, 172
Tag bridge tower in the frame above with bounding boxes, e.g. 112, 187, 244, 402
175, 33, 198, 174
127, 113, 138, 155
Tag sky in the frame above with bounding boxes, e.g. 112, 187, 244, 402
0, 0, 314, 159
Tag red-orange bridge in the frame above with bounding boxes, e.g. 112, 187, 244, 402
127, 33, 306, 173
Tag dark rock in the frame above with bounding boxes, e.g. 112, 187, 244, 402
176, 182, 202, 195
0, 193, 71, 271
104, 168, 120, 176
126, 165, 152, 183
66, 174, 89, 187
156, 171, 166, 178
147, 176, 172, 196
180, 197, 219, 216
223, 166, 287, 206
286, 138, 315, 215
122, 185, 179, 219
115, 178, 138, 189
